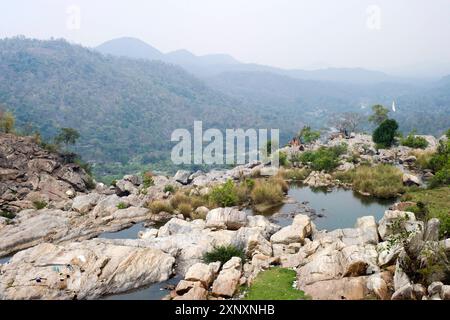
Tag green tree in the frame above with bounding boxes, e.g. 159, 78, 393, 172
373, 119, 399, 148
298, 126, 320, 144
369, 105, 389, 126
0, 111, 15, 133
55, 128, 80, 149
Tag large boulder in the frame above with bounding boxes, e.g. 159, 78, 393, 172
270, 214, 311, 244
173, 286, 208, 300
72, 193, 102, 214
174, 170, 192, 185
211, 257, 242, 298
402, 173, 421, 186
184, 263, 216, 288
206, 208, 248, 230
0, 240, 175, 300
0, 209, 72, 257
91, 194, 122, 218
301, 276, 369, 300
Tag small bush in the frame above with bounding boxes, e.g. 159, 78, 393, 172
427, 138, 450, 188
0, 211, 16, 219
142, 172, 154, 188
163, 185, 175, 193
178, 203, 193, 218
278, 151, 289, 167
209, 180, 238, 207
203, 245, 246, 264
298, 144, 347, 172
401, 133, 429, 149
298, 126, 320, 144
111, 180, 118, 187
149, 200, 173, 214
33, 200, 47, 210
345, 165, 405, 198
116, 202, 128, 210
373, 119, 399, 148
84, 176, 96, 190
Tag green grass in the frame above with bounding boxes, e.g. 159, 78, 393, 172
116, 202, 128, 210
32, 200, 47, 210
243, 268, 308, 300
403, 187, 450, 238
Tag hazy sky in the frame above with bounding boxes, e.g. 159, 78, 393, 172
1, 0, 450, 76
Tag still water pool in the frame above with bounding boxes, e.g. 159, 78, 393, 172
250, 185, 395, 231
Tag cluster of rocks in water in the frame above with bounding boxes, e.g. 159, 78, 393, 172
0, 132, 448, 300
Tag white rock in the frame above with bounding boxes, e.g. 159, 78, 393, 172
0, 240, 174, 300
206, 208, 248, 230
184, 263, 216, 288
270, 214, 311, 244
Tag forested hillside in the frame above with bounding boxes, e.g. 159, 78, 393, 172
1, 37, 449, 180
0, 38, 262, 177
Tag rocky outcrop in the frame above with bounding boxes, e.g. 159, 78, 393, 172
270, 214, 311, 245
169, 257, 243, 300
304, 171, 334, 188
0, 205, 152, 257
206, 207, 248, 230
0, 134, 92, 213
0, 240, 175, 300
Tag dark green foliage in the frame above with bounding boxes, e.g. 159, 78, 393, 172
0, 211, 16, 219
401, 131, 429, 149
0, 38, 257, 178
428, 136, 450, 188
278, 151, 288, 167
163, 185, 175, 193
298, 126, 320, 144
142, 172, 155, 188
373, 119, 399, 148
32, 200, 47, 210
84, 176, 96, 190
116, 202, 128, 210
298, 144, 347, 172
55, 128, 80, 148
209, 180, 238, 207
203, 245, 246, 264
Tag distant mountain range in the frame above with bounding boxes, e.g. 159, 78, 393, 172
0, 37, 449, 178
95, 37, 405, 84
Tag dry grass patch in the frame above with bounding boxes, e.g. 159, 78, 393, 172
149, 200, 173, 214
342, 164, 405, 198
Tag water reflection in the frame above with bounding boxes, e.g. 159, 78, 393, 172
249, 185, 395, 231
